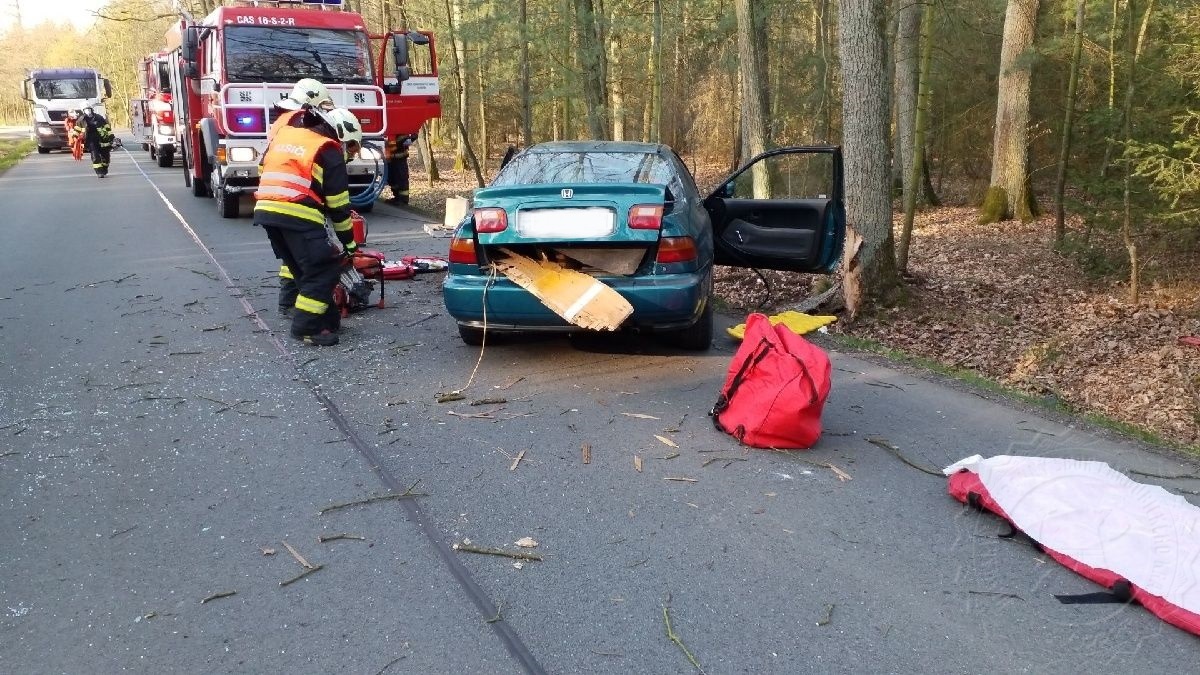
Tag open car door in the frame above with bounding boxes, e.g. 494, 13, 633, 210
705, 145, 845, 273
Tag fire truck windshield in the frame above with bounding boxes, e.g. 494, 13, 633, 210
33, 78, 97, 100
225, 27, 373, 84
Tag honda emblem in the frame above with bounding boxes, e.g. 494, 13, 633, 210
561, 189, 574, 199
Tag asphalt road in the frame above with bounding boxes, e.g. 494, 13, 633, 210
2, 143, 1198, 674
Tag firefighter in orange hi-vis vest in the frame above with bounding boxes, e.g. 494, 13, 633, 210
253, 105, 362, 347
266, 79, 336, 308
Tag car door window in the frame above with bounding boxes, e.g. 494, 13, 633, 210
725, 152, 834, 200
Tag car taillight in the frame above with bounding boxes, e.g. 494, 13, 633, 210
474, 208, 508, 233
449, 234, 479, 264
628, 204, 663, 230
656, 236, 697, 264
159, 109, 173, 125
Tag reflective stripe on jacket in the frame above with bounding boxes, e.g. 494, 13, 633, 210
253, 125, 336, 225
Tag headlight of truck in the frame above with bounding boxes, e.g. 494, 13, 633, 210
228, 147, 257, 163
157, 125, 173, 136
36, 125, 55, 135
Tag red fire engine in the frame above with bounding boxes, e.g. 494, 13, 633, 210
164, 0, 439, 218
130, 51, 177, 167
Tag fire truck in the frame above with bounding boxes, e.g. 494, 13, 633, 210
130, 51, 177, 167
164, 0, 440, 218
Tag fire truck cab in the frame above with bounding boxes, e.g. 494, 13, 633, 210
166, 0, 439, 218
130, 52, 177, 167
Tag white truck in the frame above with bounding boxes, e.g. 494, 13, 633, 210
21, 68, 112, 154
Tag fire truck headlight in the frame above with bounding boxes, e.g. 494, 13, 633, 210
157, 125, 174, 136
357, 146, 382, 161
228, 147, 257, 163
36, 125, 55, 136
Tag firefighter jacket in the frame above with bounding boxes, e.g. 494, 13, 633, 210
74, 113, 113, 149
252, 124, 354, 247
384, 136, 410, 161
266, 108, 302, 145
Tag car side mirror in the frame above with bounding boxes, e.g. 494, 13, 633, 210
392, 35, 411, 82
102, 79, 112, 99
20, 78, 32, 101
181, 28, 198, 65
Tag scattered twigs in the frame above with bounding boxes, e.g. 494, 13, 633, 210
785, 455, 852, 481
436, 392, 466, 403
110, 525, 138, 538
662, 605, 703, 672
485, 601, 504, 624
582, 443, 592, 464
280, 565, 324, 587
663, 413, 688, 433
318, 483, 426, 515
0, 451, 20, 459
452, 542, 543, 561
404, 313, 439, 328
701, 457, 747, 468
471, 397, 507, 406
281, 540, 316, 569
663, 477, 698, 483
495, 376, 524, 390
200, 590, 237, 604
318, 533, 366, 543
374, 655, 407, 675
509, 449, 527, 471
866, 437, 943, 476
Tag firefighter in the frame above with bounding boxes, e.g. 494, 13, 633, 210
268, 78, 337, 308
384, 134, 413, 206
65, 109, 84, 161
253, 106, 362, 347
74, 107, 114, 177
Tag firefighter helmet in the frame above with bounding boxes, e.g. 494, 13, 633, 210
280, 78, 333, 111
324, 108, 363, 148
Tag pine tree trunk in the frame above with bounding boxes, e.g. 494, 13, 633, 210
837, 0, 899, 318
898, 2, 934, 273
893, 0, 920, 194
1121, 0, 1157, 303
735, 0, 768, 195
446, 0, 469, 171
575, 0, 608, 139
650, 0, 662, 141
1054, 0, 1085, 245
815, 0, 833, 142
979, 0, 1040, 224
519, 0, 533, 145
608, 3, 625, 141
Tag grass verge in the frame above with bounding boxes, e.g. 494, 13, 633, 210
0, 139, 35, 175
824, 331, 1198, 455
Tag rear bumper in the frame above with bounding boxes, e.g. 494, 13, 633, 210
443, 270, 711, 332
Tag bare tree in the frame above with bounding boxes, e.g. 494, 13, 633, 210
735, 0, 769, 195
1054, 0, 1086, 245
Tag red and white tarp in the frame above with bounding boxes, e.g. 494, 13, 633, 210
944, 454, 1200, 636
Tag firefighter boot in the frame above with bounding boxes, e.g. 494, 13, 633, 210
290, 328, 339, 347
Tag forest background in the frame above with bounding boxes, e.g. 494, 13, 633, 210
0, 0, 1198, 448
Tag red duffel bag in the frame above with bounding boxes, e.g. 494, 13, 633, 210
711, 313, 832, 449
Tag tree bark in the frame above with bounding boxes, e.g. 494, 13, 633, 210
1121, 0, 1156, 303
519, 0, 533, 145
608, 2, 625, 141
446, 0, 469, 171
650, 0, 662, 141
837, 0, 899, 318
735, 0, 769, 196
893, 0, 921, 194
979, 0, 1040, 224
575, 0, 608, 139
898, 2, 934, 273
1054, 0, 1085, 245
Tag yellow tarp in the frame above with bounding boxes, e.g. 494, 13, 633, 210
726, 311, 837, 340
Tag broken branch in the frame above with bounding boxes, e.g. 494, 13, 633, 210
318, 533, 366, 543
319, 487, 426, 515
662, 605, 703, 672
200, 590, 237, 604
280, 565, 324, 587
281, 540, 315, 569
452, 542, 543, 561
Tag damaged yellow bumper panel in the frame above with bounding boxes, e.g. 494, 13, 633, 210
494, 248, 634, 331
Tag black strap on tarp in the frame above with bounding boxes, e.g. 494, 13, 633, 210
1055, 579, 1136, 605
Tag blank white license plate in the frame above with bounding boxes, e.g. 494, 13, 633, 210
516, 207, 615, 238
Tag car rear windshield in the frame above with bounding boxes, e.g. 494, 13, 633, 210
33, 78, 97, 100
493, 151, 677, 187
224, 27, 373, 84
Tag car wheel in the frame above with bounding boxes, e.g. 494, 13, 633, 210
458, 325, 486, 346
662, 300, 713, 351
37, 146, 50, 154
157, 149, 174, 168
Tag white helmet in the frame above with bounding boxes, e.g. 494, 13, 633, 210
279, 78, 333, 111
324, 108, 363, 147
